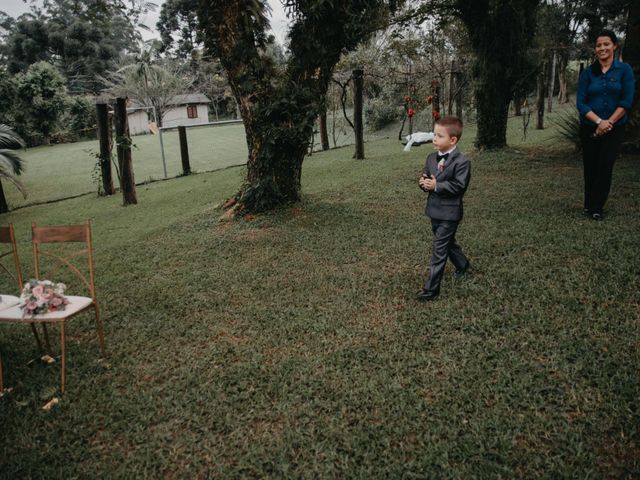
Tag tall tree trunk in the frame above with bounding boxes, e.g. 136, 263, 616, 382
448, 60, 455, 115
114, 97, 137, 206
557, 53, 568, 104
623, 0, 640, 150
547, 50, 556, 113
455, 72, 464, 119
514, 97, 523, 116
200, 0, 395, 215
536, 60, 548, 130
456, 0, 540, 149
0, 180, 8, 214
353, 69, 364, 159
96, 102, 115, 195
319, 113, 329, 151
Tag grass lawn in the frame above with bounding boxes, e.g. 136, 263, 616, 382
0, 112, 639, 478
7, 113, 385, 210
6, 122, 250, 209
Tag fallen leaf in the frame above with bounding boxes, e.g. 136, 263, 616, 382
41, 355, 56, 364
42, 397, 59, 411
0, 387, 14, 397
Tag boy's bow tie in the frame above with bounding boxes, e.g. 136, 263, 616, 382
437, 153, 449, 161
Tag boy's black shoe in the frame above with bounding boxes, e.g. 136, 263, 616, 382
453, 262, 471, 279
416, 289, 439, 301
582, 208, 591, 217
592, 212, 604, 221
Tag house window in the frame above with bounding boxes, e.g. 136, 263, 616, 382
187, 104, 198, 119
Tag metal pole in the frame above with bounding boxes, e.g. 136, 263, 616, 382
155, 106, 168, 179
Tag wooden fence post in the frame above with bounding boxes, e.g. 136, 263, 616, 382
178, 126, 191, 176
319, 113, 329, 151
114, 97, 137, 205
353, 68, 364, 160
95, 102, 115, 195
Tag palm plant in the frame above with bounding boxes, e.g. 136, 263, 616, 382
0, 124, 26, 213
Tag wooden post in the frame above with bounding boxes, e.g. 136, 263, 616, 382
353, 68, 364, 160
448, 61, 456, 115
454, 72, 463, 119
178, 126, 191, 175
319, 113, 329, 151
95, 102, 115, 195
114, 97, 137, 205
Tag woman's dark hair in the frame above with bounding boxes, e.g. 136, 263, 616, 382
594, 29, 618, 45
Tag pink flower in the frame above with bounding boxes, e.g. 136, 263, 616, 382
52, 297, 63, 306
26, 301, 38, 311
32, 285, 44, 297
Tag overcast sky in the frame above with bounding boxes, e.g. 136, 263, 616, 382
0, 0, 290, 45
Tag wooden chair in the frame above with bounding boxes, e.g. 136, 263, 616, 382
0, 225, 46, 393
0, 222, 105, 393
0, 224, 35, 393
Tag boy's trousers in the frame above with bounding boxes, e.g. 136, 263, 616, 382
424, 219, 468, 294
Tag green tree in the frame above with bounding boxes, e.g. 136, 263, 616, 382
454, 0, 540, 149
199, 0, 402, 215
0, 125, 26, 214
157, 0, 202, 58
0, 71, 18, 127
16, 61, 69, 145
2, 0, 155, 93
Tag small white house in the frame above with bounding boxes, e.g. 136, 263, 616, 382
126, 93, 210, 136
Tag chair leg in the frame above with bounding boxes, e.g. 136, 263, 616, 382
94, 303, 106, 355
60, 321, 66, 394
30, 323, 44, 353
0, 353, 4, 393
42, 324, 53, 354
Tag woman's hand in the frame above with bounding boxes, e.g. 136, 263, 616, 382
596, 119, 614, 136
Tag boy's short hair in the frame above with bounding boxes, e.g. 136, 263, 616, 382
435, 116, 463, 141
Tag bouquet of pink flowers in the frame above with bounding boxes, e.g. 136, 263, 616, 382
19, 279, 70, 317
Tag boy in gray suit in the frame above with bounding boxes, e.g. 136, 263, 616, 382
417, 116, 471, 301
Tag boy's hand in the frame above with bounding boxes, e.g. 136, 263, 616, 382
422, 174, 437, 191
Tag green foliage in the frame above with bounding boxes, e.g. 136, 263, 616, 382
366, 97, 403, 130
0, 124, 27, 205
0, 71, 18, 126
1, 0, 154, 93
157, 0, 201, 58
15, 61, 69, 145
66, 95, 97, 140
551, 105, 581, 151
455, 0, 540, 149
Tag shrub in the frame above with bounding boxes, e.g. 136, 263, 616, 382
365, 98, 403, 131
551, 105, 581, 151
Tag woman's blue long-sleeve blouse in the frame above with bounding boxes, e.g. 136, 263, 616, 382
576, 59, 635, 126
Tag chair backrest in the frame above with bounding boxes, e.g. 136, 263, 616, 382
0, 224, 23, 290
31, 222, 96, 301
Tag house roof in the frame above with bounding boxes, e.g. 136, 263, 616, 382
126, 93, 210, 112
170, 94, 210, 105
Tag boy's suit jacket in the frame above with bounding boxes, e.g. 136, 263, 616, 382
422, 149, 471, 221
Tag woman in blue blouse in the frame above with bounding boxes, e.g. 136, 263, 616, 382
576, 30, 635, 221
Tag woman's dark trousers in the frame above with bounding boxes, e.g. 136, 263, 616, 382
580, 124, 625, 215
